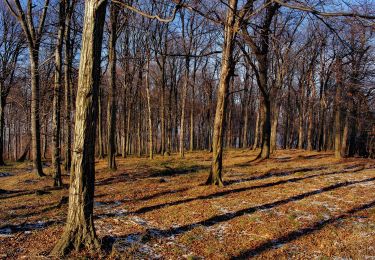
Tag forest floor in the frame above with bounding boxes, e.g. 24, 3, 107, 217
0, 149, 375, 259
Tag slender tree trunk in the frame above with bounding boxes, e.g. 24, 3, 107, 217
126, 106, 131, 155
341, 111, 349, 157
270, 101, 280, 153
52, 0, 66, 187
145, 56, 153, 159
179, 58, 189, 158
64, 1, 73, 173
317, 84, 326, 151
137, 71, 142, 157
160, 58, 166, 155
307, 77, 315, 151
207, 0, 238, 186
260, 96, 271, 159
298, 82, 304, 150
107, 2, 119, 170
334, 58, 343, 159
252, 101, 260, 150
52, 0, 107, 255
242, 69, 250, 148
98, 88, 104, 159
0, 87, 5, 166
122, 86, 127, 158
189, 64, 197, 152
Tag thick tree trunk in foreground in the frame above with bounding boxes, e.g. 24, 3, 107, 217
52, 0, 107, 255
107, 2, 119, 170
207, 0, 238, 186
52, 0, 66, 187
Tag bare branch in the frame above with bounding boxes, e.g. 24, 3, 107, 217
112, 0, 181, 23
273, 0, 375, 20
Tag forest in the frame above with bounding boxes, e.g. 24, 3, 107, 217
0, 0, 374, 259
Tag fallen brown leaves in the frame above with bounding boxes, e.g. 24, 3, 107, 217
0, 149, 374, 259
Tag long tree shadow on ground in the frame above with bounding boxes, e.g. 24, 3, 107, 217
224, 165, 328, 185
96, 165, 209, 187
150, 165, 209, 177
111, 167, 366, 216
103, 177, 375, 252
230, 199, 375, 259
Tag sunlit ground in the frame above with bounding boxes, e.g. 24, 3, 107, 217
0, 149, 374, 259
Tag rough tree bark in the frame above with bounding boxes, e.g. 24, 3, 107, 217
241, 2, 279, 159
52, 0, 66, 187
51, 0, 107, 255
207, 0, 240, 186
64, 0, 74, 173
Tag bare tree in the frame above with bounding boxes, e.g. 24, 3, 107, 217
5, 0, 49, 176
0, 5, 23, 165
52, 0, 68, 187
52, 0, 107, 255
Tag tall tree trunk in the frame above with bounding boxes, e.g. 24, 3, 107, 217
341, 111, 349, 157
270, 101, 280, 153
98, 88, 104, 159
52, 0, 107, 255
242, 68, 250, 148
137, 73, 142, 157
307, 76, 315, 151
107, 2, 119, 170
189, 63, 197, 152
145, 56, 153, 159
179, 58, 189, 158
30, 52, 45, 176
334, 58, 343, 159
260, 96, 271, 158
0, 86, 5, 166
121, 86, 127, 157
317, 82, 325, 151
160, 57, 166, 155
298, 81, 304, 150
207, 0, 238, 186
252, 101, 260, 150
52, 0, 66, 187
64, 0, 73, 173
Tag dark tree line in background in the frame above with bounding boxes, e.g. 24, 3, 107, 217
1, 0, 374, 255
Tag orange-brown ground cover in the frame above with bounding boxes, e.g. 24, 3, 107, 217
0, 149, 374, 259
